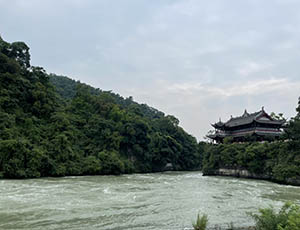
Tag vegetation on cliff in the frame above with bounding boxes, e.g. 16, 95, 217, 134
0, 36, 201, 178
1, 35, 299, 183
202, 98, 300, 184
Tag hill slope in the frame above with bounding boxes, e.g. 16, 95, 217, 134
0, 36, 201, 178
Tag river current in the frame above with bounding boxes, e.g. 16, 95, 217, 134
1, 172, 300, 230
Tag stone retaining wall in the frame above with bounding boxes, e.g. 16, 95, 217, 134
204, 168, 300, 186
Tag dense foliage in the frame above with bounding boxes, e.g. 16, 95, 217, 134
0, 37, 201, 178
191, 202, 300, 229
202, 98, 300, 184
251, 202, 300, 230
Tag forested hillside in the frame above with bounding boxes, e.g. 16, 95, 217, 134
0, 36, 201, 178
202, 99, 300, 185
2, 35, 299, 184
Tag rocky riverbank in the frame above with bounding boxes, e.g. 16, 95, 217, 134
203, 168, 300, 186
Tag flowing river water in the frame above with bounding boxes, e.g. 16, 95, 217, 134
1, 171, 300, 230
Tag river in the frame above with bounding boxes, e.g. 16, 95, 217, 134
1, 171, 300, 230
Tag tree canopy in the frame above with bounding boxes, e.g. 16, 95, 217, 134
0, 37, 201, 178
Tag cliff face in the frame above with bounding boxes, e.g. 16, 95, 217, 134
203, 168, 300, 186
202, 141, 300, 187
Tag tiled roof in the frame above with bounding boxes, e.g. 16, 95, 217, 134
225, 111, 261, 127
212, 108, 284, 128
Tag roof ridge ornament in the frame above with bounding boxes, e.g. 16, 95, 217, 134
243, 109, 249, 117
209, 107, 285, 143
262, 106, 265, 111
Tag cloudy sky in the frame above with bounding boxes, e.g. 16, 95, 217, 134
1, 0, 300, 140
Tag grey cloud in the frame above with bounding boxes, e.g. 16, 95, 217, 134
1, 0, 300, 140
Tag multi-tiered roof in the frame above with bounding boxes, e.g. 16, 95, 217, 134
208, 107, 285, 143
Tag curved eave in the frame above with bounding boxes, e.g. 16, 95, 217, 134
207, 133, 226, 139
212, 123, 225, 129
207, 134, 216, 139
255, 119, 285, 125
255, 132, 283, 136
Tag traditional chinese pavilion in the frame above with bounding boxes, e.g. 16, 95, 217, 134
207, 107, 285, 143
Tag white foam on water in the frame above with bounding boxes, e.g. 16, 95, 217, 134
1, 172, 300, 229
103, 187, 111, 194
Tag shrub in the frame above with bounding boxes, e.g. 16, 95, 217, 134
278, 202, 300, 230
250, 202, 300, 230
193, 213, 208, 230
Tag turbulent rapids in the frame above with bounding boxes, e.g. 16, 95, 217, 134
1, 172, 300, 230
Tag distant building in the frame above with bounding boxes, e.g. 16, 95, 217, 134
207, 107, 285, 143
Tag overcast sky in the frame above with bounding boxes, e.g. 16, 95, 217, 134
1, 0, 300, 140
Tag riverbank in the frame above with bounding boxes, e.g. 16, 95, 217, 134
203, 168, 300, 186
201, 141, 300, 187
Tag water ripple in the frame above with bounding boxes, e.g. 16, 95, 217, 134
1, 172, 300, 229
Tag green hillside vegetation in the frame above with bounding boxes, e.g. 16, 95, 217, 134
202, 99, 300, 184
0, 36, 201, 178
1, 35, 299, 183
